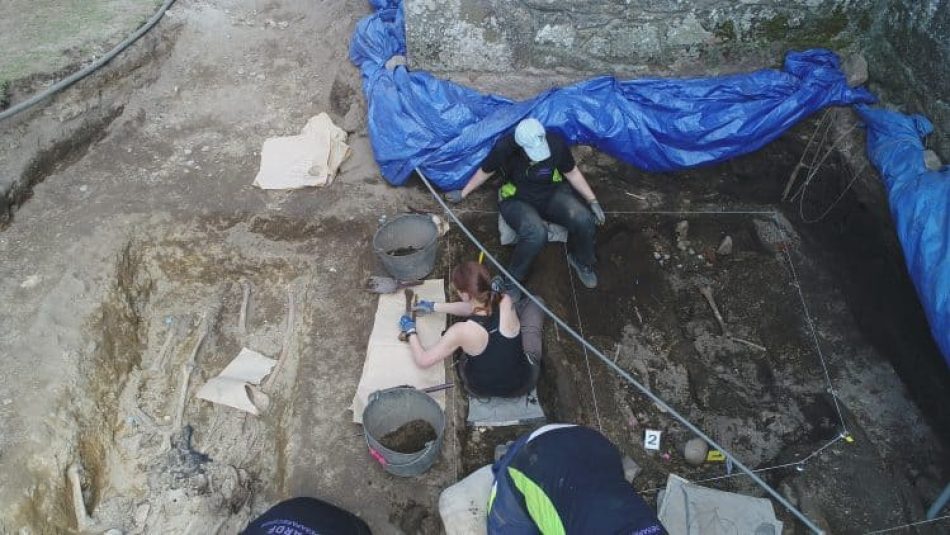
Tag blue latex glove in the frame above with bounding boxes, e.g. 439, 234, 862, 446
399, 314, 416, 335
590, 200, 606, 226
413, 300, 436, 315
444, 190, 464, 204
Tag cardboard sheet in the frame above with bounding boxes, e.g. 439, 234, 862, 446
253, 113, 351, 190
196, 348, 277, 415
352, 279, 446, 423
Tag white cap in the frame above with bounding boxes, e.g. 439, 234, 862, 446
514, 118, 551, 162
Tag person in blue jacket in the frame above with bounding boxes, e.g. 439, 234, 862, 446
242, 497, 371, 534
488, 424, 666, 535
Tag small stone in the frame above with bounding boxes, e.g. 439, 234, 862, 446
622, 456, 642, 483
717, 236, 734, 256
676, 241, 688, 252
683, 438, 709, 466
923, 150, 942, 171
201, 146, 210, 152
256, 73, 266, 81
688, 248, 695, 255
20, 275, 41, 289
184, 148, 192, 155
843, 53, 868, 87
277, 21, 289, 29
134, 503, 151, 525
79, 185, 88, 193
2, 399, 12, 406
662, 254, 671, 261
674, 220, 689, 241
653, 252, 662, 260
329, 267, 337, 273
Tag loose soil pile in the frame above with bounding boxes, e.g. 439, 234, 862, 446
379, 419, 437, 453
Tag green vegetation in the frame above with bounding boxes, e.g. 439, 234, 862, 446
714, 20, 737, 42
756, 7, 856, 50
0, 1, 157, 84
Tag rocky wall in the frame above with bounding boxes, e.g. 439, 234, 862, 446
864, 0, 949, 159
405, 0, 875, 78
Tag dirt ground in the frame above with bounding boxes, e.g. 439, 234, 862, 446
0, 0, 948, 534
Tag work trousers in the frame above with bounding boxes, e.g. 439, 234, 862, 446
499, 186, 597, 282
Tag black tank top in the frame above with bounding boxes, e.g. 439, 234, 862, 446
462, 312, 530, 397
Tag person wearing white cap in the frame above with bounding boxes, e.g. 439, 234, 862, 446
445, 118, 605, 292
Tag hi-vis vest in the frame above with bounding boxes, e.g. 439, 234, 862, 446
500, 166, 564, 200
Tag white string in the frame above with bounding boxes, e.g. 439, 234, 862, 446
563, 244, 604, 432
863, 515, 950, 534
777, 223, 849, 434
416, 169, 824, 534
641, 434, 847, 492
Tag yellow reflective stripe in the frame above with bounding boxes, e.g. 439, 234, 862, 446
500, 182, 517, 199
507, 467, 565, 535
488, 483, 498, 511
552, 168, 563, 183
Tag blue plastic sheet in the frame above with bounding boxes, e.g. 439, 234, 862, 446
350, 0, 875, 190
857, 106, 950, 366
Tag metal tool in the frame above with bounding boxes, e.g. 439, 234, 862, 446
421, 382, 454, 394
398, 288, 415, 341
365, 275, 422, 294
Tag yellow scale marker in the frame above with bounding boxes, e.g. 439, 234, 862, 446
706, 450, 726, 462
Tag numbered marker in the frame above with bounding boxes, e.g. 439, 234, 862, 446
644, 429, 662, 450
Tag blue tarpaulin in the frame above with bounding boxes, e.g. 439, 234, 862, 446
857, 106, 950, 366
350, 0, 875, 190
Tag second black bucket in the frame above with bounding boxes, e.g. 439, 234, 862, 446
373, 214, 439, 281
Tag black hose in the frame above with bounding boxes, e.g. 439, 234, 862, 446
0, 0, 178, 123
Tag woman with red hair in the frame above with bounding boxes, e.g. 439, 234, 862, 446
399, 261, 543, 397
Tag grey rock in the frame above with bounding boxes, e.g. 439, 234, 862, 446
622, 455, 642, 483
717, 235, 733, 256
924, 150, 942, 171
674, 220, 689, 242
843, 53, 869, 86
683, 438, 708, 466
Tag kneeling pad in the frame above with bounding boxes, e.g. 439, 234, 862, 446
467, 389, 546, 427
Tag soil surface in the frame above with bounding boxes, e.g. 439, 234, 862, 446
0, 1, 947, 534
379, 419, 438, 454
